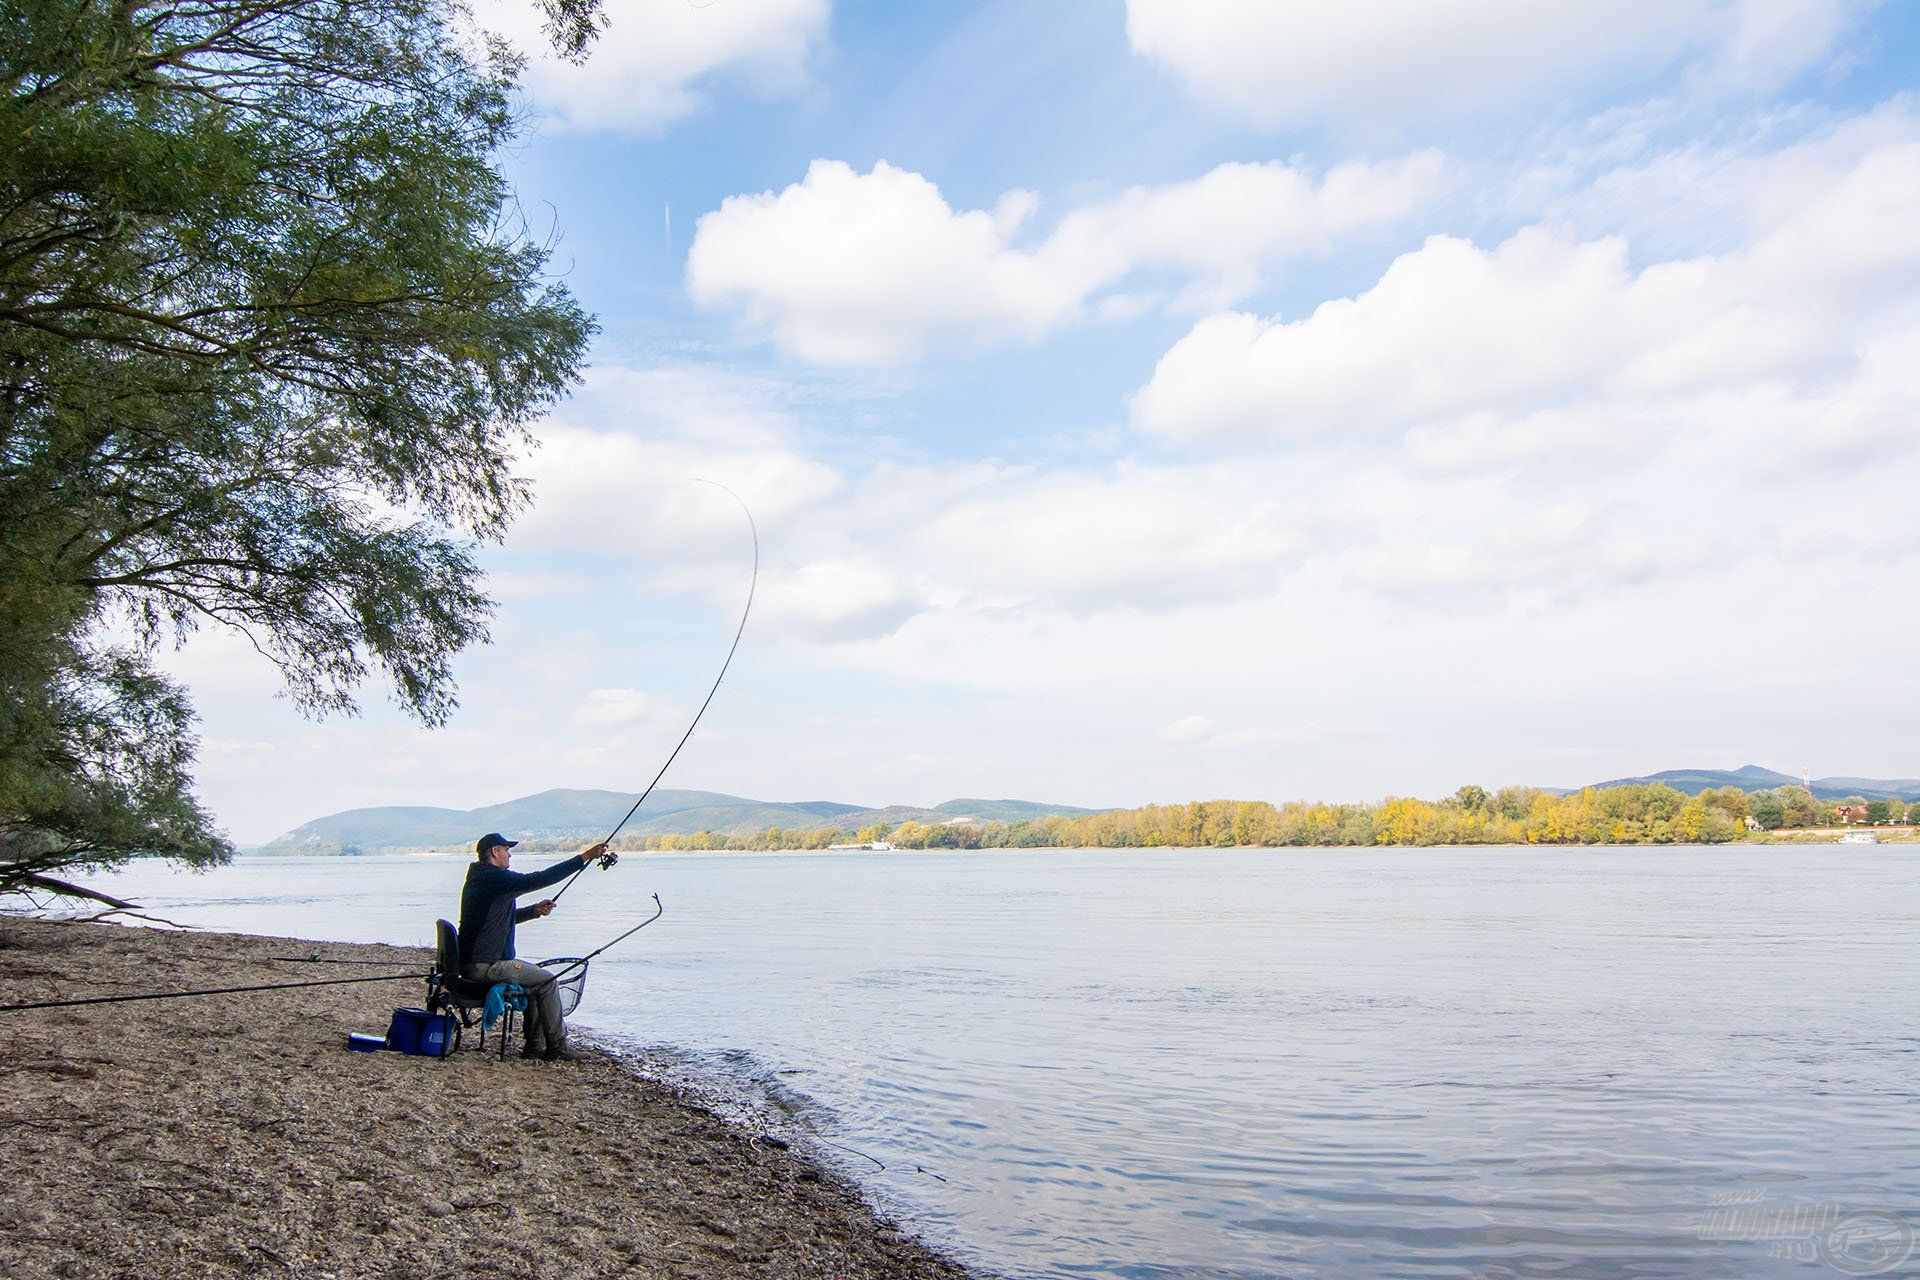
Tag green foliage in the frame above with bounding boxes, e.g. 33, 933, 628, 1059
539, 784, 1770, 852
0, 619, 225, 880
1778, 786, 1821, 828
510, 778, 1918, 856
1, 0, 594, 890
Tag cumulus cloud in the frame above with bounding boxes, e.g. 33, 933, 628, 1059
1123, 0, 1869, 130
200, 737, 277, 755
574, 688, 653, 726
1133, 139, 1920, 446
687, 161, 1072, 365
514, 425, 842, 558
685, 154, 1443, 364
918, 470, 1307, 613
1159, 715, 1213, 744
506, 360, 847, 560
472, 0, 829, 133
755, 558, 924, 642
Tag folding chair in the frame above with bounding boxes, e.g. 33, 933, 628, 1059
426, 918, 519, 1057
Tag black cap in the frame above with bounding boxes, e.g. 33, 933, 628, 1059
476, 833, 518, 856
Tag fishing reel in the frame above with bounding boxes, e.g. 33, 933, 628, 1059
601, 851, 619, 870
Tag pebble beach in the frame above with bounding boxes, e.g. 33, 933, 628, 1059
0, 915, 981, 1280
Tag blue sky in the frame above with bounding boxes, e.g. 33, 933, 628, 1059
170, 0, 1920, 842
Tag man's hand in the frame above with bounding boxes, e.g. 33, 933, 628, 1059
581, 841, 610, 865
532, 899, 555, 917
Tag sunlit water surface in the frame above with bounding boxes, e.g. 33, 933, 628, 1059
91, 846, 1919, 1279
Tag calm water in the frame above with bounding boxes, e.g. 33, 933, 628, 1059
92, 846, 1920, 1279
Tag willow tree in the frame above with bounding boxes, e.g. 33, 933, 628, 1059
0, 0, 604, 895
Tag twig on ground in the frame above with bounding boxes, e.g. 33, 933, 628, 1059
73, 907, 197, 930
9, 874, 143, 911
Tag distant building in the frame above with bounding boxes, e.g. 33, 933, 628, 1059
1833, 804, 1869, 824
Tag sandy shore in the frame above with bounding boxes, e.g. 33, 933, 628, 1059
0, 915, 981, 1280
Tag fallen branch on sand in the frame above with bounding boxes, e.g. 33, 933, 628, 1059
12, 872, 142, 911
2, 873, 194, 930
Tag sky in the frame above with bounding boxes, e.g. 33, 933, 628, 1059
168, 0, 1920, 843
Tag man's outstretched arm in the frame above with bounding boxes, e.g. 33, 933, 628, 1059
483, 843, 610, 898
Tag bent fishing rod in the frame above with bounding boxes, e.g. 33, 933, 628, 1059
531, 892, 666, 989
550, 479, 758, 907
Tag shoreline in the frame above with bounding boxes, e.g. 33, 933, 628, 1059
0, 915, 982, 1280
244, 832, 1920, 859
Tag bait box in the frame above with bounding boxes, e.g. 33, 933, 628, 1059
386, 1007, 456, 1057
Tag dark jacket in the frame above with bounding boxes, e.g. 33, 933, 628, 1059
457, 855, 586, 966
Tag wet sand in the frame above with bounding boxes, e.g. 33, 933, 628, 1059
0, 916, 982, 1280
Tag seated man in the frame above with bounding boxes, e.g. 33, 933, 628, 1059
457, 832, 609, 1061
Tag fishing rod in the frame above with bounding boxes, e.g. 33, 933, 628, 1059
0, 969, 425, 1015
272, 954, 420, 966
546, 892, 665, 978
550, 479, 758, 905
521, 893, 664, 995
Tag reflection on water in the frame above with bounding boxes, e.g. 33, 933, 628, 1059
94, 846, 1920, 1279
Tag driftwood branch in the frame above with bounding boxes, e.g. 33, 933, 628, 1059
10, 873, 143, 911
73, 908, 196, 931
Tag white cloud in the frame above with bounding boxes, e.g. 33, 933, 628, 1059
509, 360, 849, 565
1039, 152, 1447, 313
151, 625, 286, 700
1133, 139, 1920, 446
1123, 0, 1870, 130
473, 0, 829, 133
515, 424, 841, 561
1159, 715, 1213, 744
755, 558, 924, 642
1521, 100, 1920, 259
918, 470, 1307, 613
686, 154, 1443, 365
687, 161, 1073, 365
574, 688, 653, 726
200, 737, 276, 755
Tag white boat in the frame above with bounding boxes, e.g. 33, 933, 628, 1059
1838, 832, 1879, 844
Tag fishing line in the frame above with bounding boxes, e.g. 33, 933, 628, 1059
550, 479, 758, 905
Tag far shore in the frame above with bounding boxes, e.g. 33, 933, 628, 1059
0, 915, 980, 1280
247, 830, 1920, 858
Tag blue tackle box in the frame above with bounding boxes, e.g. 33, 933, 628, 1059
386, 1007, 457, 1057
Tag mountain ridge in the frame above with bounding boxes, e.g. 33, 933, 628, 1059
260, 767, 1920, 854
260, 788, 1101, 854
1583, 765, 1920, 801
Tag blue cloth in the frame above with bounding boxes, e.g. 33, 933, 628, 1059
482, 982, 526, 1031
456, 853, 585, 965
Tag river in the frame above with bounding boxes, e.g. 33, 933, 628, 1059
88, 844, 1919, 1279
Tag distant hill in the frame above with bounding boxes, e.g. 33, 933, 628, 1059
259, 788, 1099, 854
1585, 765, 1920, 801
